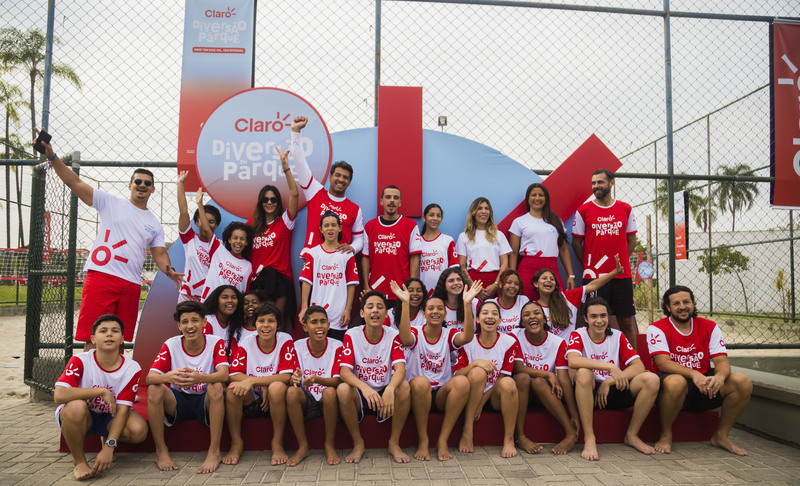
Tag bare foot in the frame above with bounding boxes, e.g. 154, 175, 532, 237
711, 433, 748, 456
222, 440, 244, 465
414, 438, 430, 461
437, 440, 454, 461
517, 435, 543, 454
581, 438, 599, 461
654, 435, 672, 454
73, 462, 95, 481
287, 444, 309, 467
552, 432, 578, 455
325, 444, 340, 465
197, 451, 221, 474
155, 450, 179, 471
389, 442, 411, 463
501, 437, 518, 458
271, 447, 289, 466
345, 440, 366, 463
458, 431, 474, 453
624, 434, 656, 456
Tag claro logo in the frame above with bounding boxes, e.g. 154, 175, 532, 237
206, 7, 236, 18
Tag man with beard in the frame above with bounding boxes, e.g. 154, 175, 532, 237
646, 286, 752, 456
572, 168, 638, 348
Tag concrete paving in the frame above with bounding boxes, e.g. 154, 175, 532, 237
2, 398, 799, 485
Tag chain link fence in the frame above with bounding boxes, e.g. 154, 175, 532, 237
1, 1, 797, 393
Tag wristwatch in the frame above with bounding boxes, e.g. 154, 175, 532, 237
104, 438, 118, 448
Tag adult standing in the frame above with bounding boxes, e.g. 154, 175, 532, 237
361, 186, 421, 299
509, 183, 576, 300
39, 130, 182, 351
456, 197, 511, 300
291, 116, 364, 254
571, 169, 638, 348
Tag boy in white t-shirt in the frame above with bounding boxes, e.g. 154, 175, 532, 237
177, 171, 221, 302
146, 301, 230, 474
286, 306, 344, 467
337, 290, 411, 464
55, 314, 147, 480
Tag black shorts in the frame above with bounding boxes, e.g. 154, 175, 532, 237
327, 329, 347, 342
301, 387, 324, 420
430, 386, 444, 413
584, 277, 635, 317
242, 394, 270, 419
165, 388, 209, 426
657, 371, 724, 411
594, 382, 635, 410
356, 386, 391, 423
250, 266, 293, 300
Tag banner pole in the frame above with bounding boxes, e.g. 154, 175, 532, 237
663, 0, 676, 287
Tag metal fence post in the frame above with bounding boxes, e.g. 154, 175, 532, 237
374, 0, 382, 127
662, 0, 676, 288
64, 152, 81, 364
23, 165, 46, 387
791, 210, 796, 323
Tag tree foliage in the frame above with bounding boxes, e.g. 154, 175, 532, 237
654, 175, 716, 232
711, 163, 759, 232
698, 245, 751, 312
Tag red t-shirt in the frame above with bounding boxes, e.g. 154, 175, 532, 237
247, 211, 296, 280
646, 317, 727, 374
363, 216, 421, 296
572, 200, 636, 279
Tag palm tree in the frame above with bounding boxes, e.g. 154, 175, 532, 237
654, 175, 716, 232
0, 27, 81, 141
711, 163, 760, 232
0, 79, 29, 247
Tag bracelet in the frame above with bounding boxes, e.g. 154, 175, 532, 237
283, 168, 290, 173
568, 274, 575, 278
48, 155, 58, 161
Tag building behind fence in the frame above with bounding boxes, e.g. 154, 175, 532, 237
0, 1, 797, 393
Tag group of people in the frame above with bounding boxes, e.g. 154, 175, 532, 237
38, 123, 752, 481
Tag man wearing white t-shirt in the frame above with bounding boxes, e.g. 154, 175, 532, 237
572, 168, 638, 348
40, 133, 183, 351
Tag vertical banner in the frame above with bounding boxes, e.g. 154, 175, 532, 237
177, 0, 256, 191
674, 190, 688, 260
770, 21, 800, 208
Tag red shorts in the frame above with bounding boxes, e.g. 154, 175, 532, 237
76, 270, 141, 342
468, 269, 498, 289
518, 255, 562, 301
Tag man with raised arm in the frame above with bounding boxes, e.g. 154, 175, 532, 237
38, 130, 183, 351
290, 116, 364, 254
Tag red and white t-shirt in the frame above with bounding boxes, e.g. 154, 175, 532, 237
443, 304, 463, 333
404, 325, 460, 388
292, 132, 364, 251
201, 245, 253, 299
247, 211, 296, 280
454, 333, 519, 392
299, 245, 359, 330
572, 200, 636, 279
646, 317, 727, 374
178, 228, 220, 302
363, 216, 422, 296
485, 295, 528, 334
202, 314, 243, 356
565, 327, 639, 382
150, 335, 229, 394
230, 333, 297, 389
294, 337, 343, 401
512, 328, 568, 373
340, 326, 405, 390
538, 287, 586, 340
56, 350, 141, 415
387, 308, 425, 330
509, 213, 563, 258
418, 233, 459, 296
83, 189, 166, 284
456, 229, 512, 273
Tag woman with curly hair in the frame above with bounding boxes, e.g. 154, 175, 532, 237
202, 284, 246, 358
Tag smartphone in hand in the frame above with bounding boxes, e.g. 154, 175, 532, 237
33, 130, 52, 154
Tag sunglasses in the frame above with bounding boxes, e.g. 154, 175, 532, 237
133, 179, 153, 187
261, 196, 279, 204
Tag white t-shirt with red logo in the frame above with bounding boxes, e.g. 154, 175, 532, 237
418, 233, 459, 296
443, 304, 463, 333
485, 295, 528, 334
179, 228, 220, 302
456, 229, 512, 273
387, 308, 425, 330
646, 317, 727, 374
340, 326, 405, 390
363, 216, 422, 296
538, 287, 586, 340
83, 189, 166, 284
565, 327, 639, 382
201, 245, 253, 299
150, 335, 229, 394
292, 132, 364, 252
572, 199, 636, 279
299, 245, 359, 330
454, 333, 519, 393
294, 337, 343, 401
511, 328, 568, 373
247, 211, 296, 280
56, 350, 141, 415
404, 325, 460, 388
509, 213, 563, 258
229, 333, 297, 395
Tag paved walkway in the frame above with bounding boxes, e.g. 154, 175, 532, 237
1, 398, 799, 485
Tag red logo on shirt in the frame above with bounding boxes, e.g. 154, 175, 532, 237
91, 230, 130, 266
